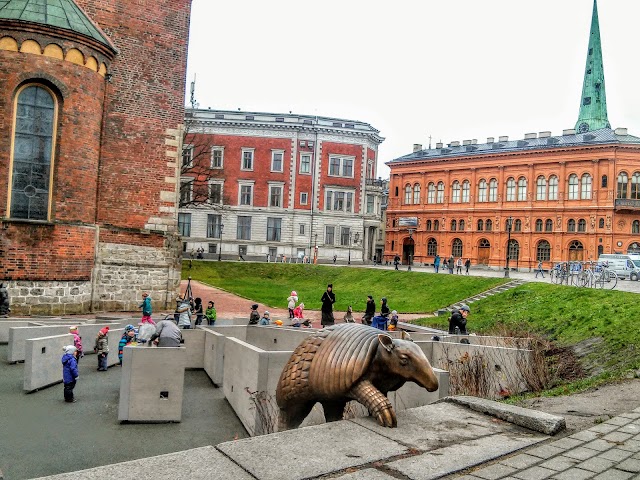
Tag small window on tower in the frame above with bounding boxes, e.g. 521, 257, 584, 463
586, 68, 592, 74
583, 97, 592, 106
589, 48, 593, 55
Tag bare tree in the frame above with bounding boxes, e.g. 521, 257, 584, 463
179, 79, 227, 209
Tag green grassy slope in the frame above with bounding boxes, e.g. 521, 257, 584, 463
182, 261, 506, 314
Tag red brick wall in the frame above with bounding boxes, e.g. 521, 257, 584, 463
294, 141, 314, 210
76, 0, 192, 230
0, 223, 95, 280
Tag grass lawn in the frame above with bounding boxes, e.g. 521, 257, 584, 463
182, 261, 506, 314
419, 282, 640, 384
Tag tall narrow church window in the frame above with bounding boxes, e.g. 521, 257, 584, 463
404, 184, 412, 204
9, 85, 57, 220
462, 180, 470, 203
506, 178, 516, 201
478, 179, 487, 202
489, 179, 498, 202
452, 181, 461, 203
618, 172, 629, 199
517, 177, 527, 201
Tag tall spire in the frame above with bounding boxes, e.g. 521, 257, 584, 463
575, 0, 610, 133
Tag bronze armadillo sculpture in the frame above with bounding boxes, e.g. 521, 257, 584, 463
276, 323, 438, 430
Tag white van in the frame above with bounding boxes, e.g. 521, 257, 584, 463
597, 254, 640, 280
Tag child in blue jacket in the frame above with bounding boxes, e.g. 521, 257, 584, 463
62, 345, 79, 403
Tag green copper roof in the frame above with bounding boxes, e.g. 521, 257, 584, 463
575, 0, 610, 133
0, 0, 111, 47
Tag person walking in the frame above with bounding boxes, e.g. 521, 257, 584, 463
448, 304, 470, 335
394, 255, 400, 270
61, 345, 79, 403
320, 283, 336, 327
362, 295, 375, 326
205, 301, 217, 326
535, 260, 545, 278
434, 254, 441, 273
448, 255, 455, 274
333, 254, 337, 265
287, 290, 298, 319
465, 258, 471, 275
94, 327, 109, 371
456, 257, 463, 274
139, 292, 155, 325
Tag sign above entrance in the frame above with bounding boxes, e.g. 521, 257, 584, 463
398, 217, 418, 228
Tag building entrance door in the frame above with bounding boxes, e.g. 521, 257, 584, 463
403, 237, 415, 264
478, 239, 491, 265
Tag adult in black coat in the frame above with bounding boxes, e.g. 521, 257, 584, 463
448, 304, 470, 334
320, 284, 336, 327
362, 295, 375, 325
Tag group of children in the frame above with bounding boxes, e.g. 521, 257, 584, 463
247, 290, 399, 331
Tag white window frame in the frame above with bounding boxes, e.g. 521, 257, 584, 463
478, 179, 487, 202
568, 174, 579, 200
506, 178, 516, 201
180, 178, 193, 205
489, 179, 498, 202
299, 153, 311, 174
452, 181, 461, 203
366, 194, 374, 214
211, 146, 224, 169
581, 173, 592, 200
269, 185, 283, 208
436, 182, 444, 203
271, 149, 284, 172
238, 181, 255, 206
299, 224, 305, 235
325, 225, 335, 244
427, 183, 436, 204
182, 145, 193, 168
404, 184, 412, 204
536, 176, 547, 201
517, 177, 527, 201
300, 192, 308, 205
462, 180, 470, 203
548, 176, 558, 200
413, 184, 421, 204
241, 148, 254, 171
328, 155, 355, 178
325, 188, 355, 213
208, 180, 223, 205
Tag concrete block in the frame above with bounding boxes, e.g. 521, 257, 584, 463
217, 421, 408, 480
181, 328, 205, 368
386, 432, 546, 480
0, 320, 32, 343
24, 334, 75, 392
245, 327, 314, 352
118, 345, 186, 422
203, 329, 225, 385
29, 446, 254, 480
8, 325, 74, 362
443, 395, 566, 435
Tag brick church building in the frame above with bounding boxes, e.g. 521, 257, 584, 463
0, 0, 192, 314
385, 0, 640, 270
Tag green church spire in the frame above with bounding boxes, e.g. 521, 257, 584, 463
575, 0, 610, 133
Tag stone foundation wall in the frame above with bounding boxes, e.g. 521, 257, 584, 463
91, 242, 181, 312
4, 280, 92, 316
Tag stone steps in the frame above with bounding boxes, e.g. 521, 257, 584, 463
434, 279, 526, 316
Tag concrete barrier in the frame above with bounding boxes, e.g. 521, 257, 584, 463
118, 345, 186, 422
203, 329, 225, 386
0, 321, 32, 344
23, 334, 75, 392
8, 326, 75, 362
181, 328, 205, 369
245, 326, 315, 351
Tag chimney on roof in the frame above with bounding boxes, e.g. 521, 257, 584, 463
563, 129, 576, 135
487, 137, 495, 143
472, 139, 477, 145
524, 133, 537, 140
539, 131, 551, 138
498, 136, 509, 142
615, 128, 628, 135
450, 141, 460, 147
436, 142, 443, 149
463, 139, 471, 146
413, 144, 423, 152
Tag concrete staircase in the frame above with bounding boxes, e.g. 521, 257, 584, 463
434, 279, 526, 316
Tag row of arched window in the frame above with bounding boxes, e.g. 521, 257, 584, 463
617, 172, 640, 199
402, 174, 597, 205
423, 238, 578, 262
400, 218, 640, 233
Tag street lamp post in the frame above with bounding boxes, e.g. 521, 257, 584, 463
218, 223, 224, 261
504, 216, 512, 278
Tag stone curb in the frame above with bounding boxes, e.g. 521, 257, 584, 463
441, 395, 566, 435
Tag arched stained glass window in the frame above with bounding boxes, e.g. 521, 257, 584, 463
9, 85, 57, 220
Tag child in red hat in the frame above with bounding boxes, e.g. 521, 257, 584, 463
94, 327, 109, 371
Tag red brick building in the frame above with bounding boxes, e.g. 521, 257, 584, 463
179, 109, 386, 263
385, 0, 640, 270
0, 0, 192, 314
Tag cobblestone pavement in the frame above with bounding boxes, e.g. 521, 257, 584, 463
453, 407, 640, 480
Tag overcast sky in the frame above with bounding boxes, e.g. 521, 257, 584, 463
185, 0, 640, 178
